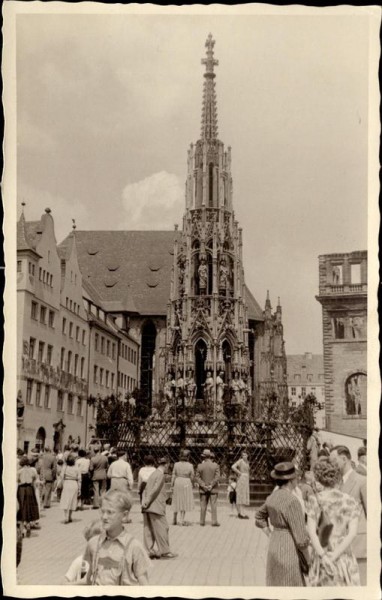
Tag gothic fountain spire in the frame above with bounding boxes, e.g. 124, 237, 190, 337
200, 33, 219, 141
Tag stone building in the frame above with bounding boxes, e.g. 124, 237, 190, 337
17, 210, 139, 452
287, 352, 325, 429
316, 251, 367, 438
71, 35, 287, 418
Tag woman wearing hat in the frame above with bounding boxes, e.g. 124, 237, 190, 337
170, 449, 195, 526
255, 462, 310, 586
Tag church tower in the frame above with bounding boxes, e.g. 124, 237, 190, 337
164, 35, 251, 418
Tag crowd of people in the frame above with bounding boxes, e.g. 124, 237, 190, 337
255, 442, 367, 587
16, 436, 366, 587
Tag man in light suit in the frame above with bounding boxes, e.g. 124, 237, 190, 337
195, 449, 221, 526
330, 445, 367, 584
142, 457, 178, 560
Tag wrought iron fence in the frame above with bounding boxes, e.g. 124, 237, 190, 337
96, 416, 311, 482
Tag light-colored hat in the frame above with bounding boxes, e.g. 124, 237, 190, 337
270, 461, 296, 481
201, 449, 212, 458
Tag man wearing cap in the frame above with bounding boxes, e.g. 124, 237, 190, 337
195, 449, 221, 526
142, 457, 178, 560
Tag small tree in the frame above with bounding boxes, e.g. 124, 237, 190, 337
289, 393, 318, 431
88, 392, 130, 446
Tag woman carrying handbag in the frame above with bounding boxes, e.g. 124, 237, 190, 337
306, 459, 360, 586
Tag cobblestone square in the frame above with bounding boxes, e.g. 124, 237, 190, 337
17, 498, 267, 587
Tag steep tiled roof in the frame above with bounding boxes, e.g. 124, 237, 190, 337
25, 220, 44, 247
72, 230, 263, 319
57, 234, 74, 261
287, 354, 324, 385
244, 285, 264, 321
82, 277, 105, 307
17, 215, 42, 256
74, 231, 177, 315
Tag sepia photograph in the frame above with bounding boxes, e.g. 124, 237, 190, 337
2, 3, 380, 598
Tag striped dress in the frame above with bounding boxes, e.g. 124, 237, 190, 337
256, 487, 310, 586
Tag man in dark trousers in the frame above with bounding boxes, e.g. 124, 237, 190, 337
142, 457, 177, 560
40, 447, 57, 508
89, 445, 108, 508
196, 448, 221, 526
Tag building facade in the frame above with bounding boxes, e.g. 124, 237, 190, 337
287, 352, 325, 429
17, 211, 140, 452
316, 251, 367, 438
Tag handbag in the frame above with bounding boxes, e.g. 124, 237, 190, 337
316, 495, 333, 548
317, 509, 333, 548
297, 547, 310, 575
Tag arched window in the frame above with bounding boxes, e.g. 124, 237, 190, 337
35, 426, 46, 451
344, 372, 367, 417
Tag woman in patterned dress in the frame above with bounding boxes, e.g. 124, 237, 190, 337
171, 449, 195, 526
306, 459, 360, 586
232, 451, 250, 518
255, 462, 310, 586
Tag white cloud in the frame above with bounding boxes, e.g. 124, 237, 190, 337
121, 171, 184, 230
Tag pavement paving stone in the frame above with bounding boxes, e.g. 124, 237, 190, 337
17, 496, 267, 587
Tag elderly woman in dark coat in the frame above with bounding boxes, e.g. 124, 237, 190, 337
255, 462, 310, 586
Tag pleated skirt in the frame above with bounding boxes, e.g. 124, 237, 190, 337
172, 477, 194, 512
17, 484, 39, 523
59, 480, 78, 511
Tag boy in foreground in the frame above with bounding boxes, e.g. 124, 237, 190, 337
79, 489, 151, 585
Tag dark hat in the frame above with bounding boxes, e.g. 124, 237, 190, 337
201, 449, 212, 458
270, 461, 296, 481
157, 457, 169, 465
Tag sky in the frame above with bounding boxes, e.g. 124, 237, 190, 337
15, 9, 371, 354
